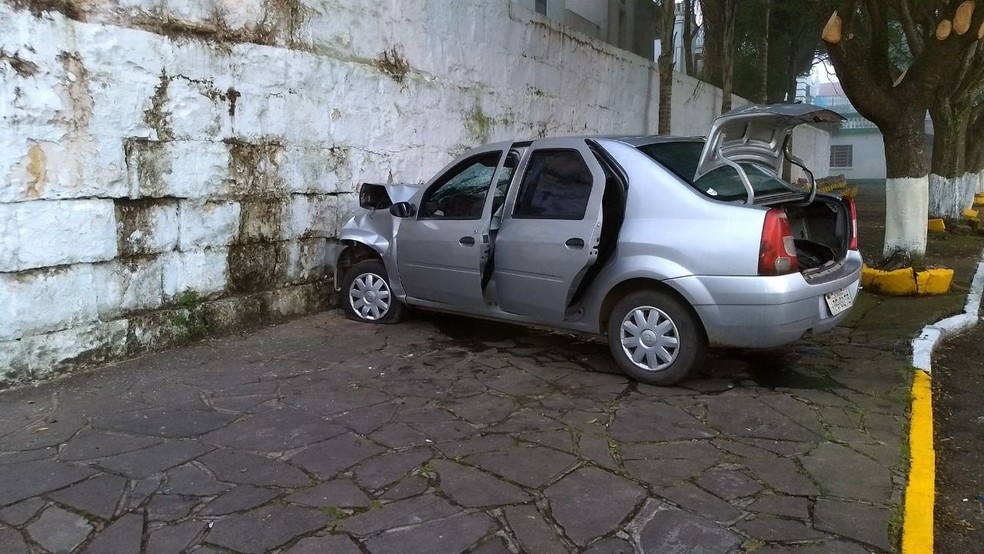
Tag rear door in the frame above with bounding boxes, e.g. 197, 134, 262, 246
492, 139, 606, 322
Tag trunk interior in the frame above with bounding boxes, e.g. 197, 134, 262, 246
783, 196, 851, 275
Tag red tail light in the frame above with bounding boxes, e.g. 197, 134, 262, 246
845, 196, 858, 251
759, 208, 799, 275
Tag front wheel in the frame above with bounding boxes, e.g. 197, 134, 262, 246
341, 260, 406, 324
606, 290, 705, 386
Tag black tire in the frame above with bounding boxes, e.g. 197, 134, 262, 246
606, 290, 706, 386
340, 260, 406, 324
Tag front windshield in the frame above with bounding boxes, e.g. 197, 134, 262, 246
636, 142, 796, 202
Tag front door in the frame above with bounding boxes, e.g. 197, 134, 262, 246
492, 139, 606, 322
395, 149, 506, 311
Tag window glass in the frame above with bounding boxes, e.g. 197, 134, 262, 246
637, 141, 794, 202
418, 152, 501, 219
514, 150, 594, 219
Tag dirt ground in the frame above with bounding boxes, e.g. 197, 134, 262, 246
933, 328, 984, 552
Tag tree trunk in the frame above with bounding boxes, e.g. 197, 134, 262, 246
756, 0, 771, 104
929, 100, 974, 219
657, 0, 677, 134
966, 111, 984, 194
719, 2, 737, 113
683, 0, 696, 76
882, 110, 932, 258
700, 1, 721, 86
783, 57, 798, 102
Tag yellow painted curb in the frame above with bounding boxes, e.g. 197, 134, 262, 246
861, 266, 954, 296
963, 207, 979, 220
902, 370, 934, 554
861, 266, 917, 295
974, 195, 984, 206
916, 268, 954, 295
927, 218, 946, 233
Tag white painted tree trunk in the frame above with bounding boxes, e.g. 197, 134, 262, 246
929, 173, 978, 219
884, 176, 929, 258
977, 169, 984, 195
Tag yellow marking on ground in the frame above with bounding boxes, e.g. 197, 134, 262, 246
902, 369, 934, 554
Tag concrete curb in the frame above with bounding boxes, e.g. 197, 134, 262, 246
902, 247, 984, 554
911, 251, 984, 372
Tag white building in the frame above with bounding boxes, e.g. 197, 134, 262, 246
514, 0, 657, 59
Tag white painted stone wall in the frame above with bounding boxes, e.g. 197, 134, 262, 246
0, 0, 831, 384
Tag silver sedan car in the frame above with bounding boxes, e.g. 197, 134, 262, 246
335, 104, 862, 385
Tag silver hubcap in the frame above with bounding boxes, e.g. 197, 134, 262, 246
619, 305, 680, 372
349, 272, 391, 321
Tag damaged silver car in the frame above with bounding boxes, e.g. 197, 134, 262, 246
335, 104, 862, 385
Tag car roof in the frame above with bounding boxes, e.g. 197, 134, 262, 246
491, 135, 704, 150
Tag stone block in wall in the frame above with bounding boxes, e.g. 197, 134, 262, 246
115, 198, 180, 256
93, 257, 166, 319
1, 140, 129, 203
288, 193, 353, 240
0, 199, 117, 272
265, 282, 332, 321
161, 248, 229, 299
280, 145, 348, 195
0, 265, 99, 341
126, 309, 198, 355
125, 139, 230, 199
0, 320, 129, 386
227, 242, 288, 294
237, 198, 290, 243
166, 76, 235, 141
0, 204, 16, 270
202, 293, 268, 336
226, 139, 287, 197
285, 238, 329, 285
178, 199, 241, 251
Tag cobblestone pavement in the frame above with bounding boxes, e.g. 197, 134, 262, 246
0, 311, 908, 553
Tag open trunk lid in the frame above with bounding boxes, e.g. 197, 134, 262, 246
694, 104, 844, 190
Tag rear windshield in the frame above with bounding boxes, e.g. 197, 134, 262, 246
636, 142, 795, 202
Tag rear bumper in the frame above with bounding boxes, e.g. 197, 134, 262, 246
680, 253, 863, 348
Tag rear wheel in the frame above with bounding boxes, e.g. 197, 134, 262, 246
607, 290, 705, 386
341, 260, 406, 324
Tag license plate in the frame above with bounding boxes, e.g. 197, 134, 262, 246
825, 287, 853, 316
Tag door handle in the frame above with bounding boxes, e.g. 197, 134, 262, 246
459, 236, 476, 246
565, 238, 585, 249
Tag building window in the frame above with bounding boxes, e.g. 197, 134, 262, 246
535, 0, 547, 15
830, 145, 853, 168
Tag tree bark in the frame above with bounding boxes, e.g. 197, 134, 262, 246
719, 1, 738, 112
756, 0, 771, 103
657, 0, 677, 134
929, 100, 974, 218
683, 0, 697, 76
880, 109, 933, 257
967, 110, 984, 194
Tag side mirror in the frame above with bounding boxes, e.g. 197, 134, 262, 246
389, 202, 415, 218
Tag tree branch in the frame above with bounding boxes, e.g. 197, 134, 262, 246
897, 0, 925, 58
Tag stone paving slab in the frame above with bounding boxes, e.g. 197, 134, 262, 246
0, 311, 910, 552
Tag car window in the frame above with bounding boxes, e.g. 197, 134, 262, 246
637, 142, 794, 202
419, 152, 501, 219
513, 150, 593, 219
